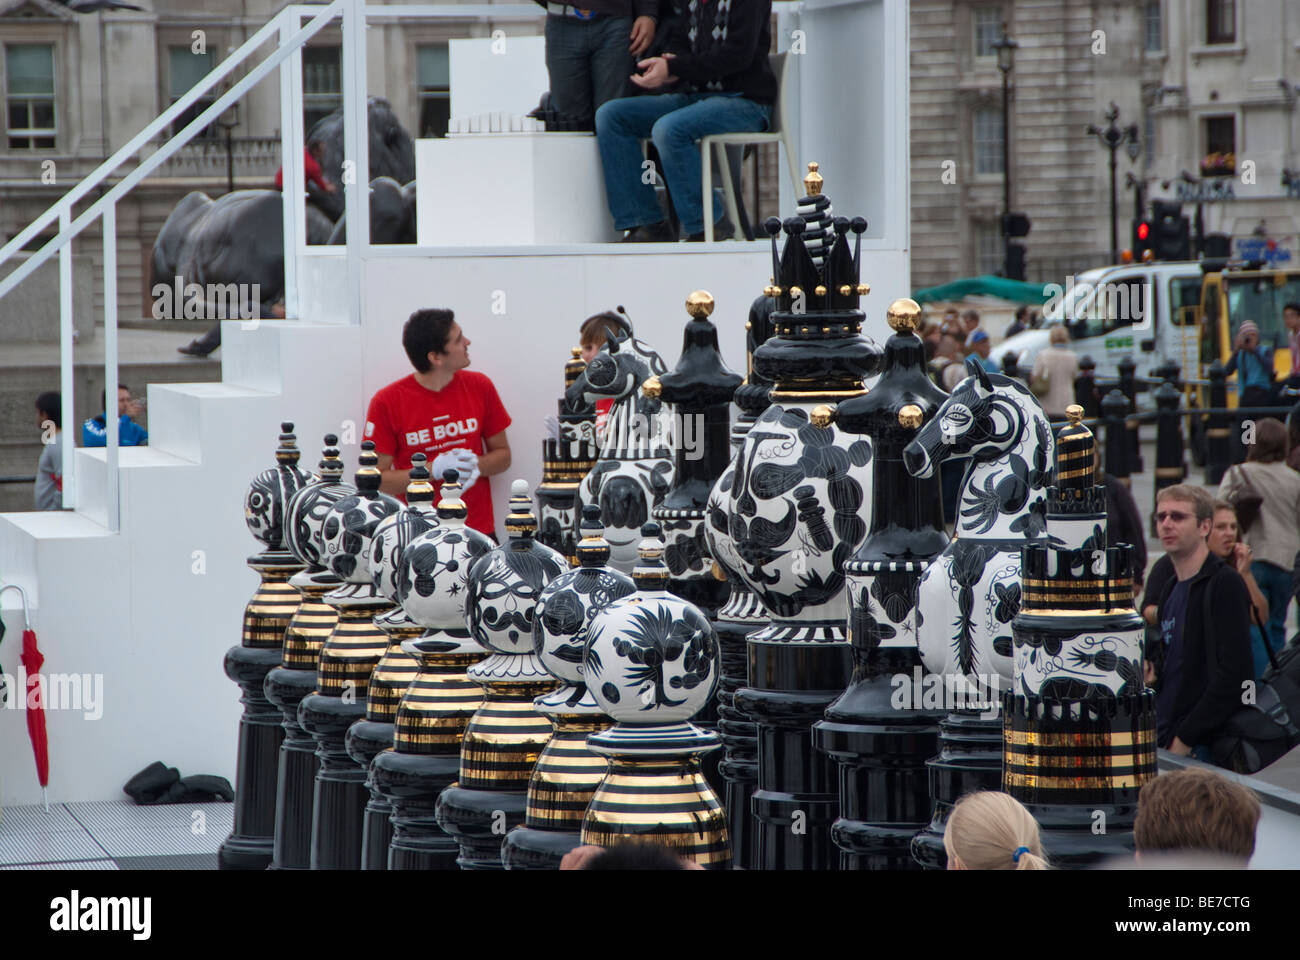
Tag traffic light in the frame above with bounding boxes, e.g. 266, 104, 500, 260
1005, 242, 1027, 281
1132, 218, 1154, 260
1002, 212, 1032, 238
1150, 200, 1191, 260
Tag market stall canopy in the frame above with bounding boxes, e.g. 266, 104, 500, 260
912, 275, 1054, 306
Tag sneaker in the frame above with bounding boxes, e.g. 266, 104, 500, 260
620, 220, 678, 243
177, 340, 216, 358
684, 217, 736, 242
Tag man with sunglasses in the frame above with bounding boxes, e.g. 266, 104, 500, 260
1144, 485, 1253, 759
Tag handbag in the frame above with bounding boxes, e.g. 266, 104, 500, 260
1225, 463, 1264, 533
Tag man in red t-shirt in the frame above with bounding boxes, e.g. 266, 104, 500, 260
274, 140, 337, 194
365, 308, 512, 536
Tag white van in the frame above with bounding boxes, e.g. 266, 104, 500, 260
992, 261, 1204, 383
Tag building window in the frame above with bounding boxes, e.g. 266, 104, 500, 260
303, 46, 342, 134
1206, 0, 1235, 45
169, 46, 217, 141
417, 44, 450, 138
973, 107, 1003, 175
5, 44, 55, 149
975, 221, 1002, 276
1202, 115, 1235, 175
1143, 1, 1162, 52
973, 6, 1004, 59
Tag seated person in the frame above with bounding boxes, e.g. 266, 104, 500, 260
365, 308, 511, 537
594, 0, 775, 242
540, 1, 658, 130
83, 385, 148, 447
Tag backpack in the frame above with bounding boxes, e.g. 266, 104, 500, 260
1203, 584, 1300, 773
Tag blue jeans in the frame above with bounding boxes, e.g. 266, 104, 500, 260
595, 91, 771, 235
545, 15, 634, 127
1250, 559, 1290, 675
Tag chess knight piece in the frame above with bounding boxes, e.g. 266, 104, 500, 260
902, 357, 1054, 868
267, 434, 353, 869
297, 440, 402, 869
568, 320, 674, 573
704, 293, 777, 870
730, 164, 881, 870
502, 504, 634, 869
346, 453, 438, 869
1005, 407, 1156, 866
580, 523, 729, 868
536, 348, 599, 565
373, 469, 492, 869
221, 422, 313, 870
811, 299, 949, 870
436, 481, 566, 868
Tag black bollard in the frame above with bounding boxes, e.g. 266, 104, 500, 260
1152, 381, 1187, 537
1205, 360, 1231, 485
1102, 389, 1131, 489
221, 423, 313, 870
1117, 355, 1142, 473
1075, 355, 1099, 419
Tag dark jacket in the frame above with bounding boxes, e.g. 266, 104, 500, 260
1103, 473, 1147, 580
1155, 551, 1253, 748
663, 0, 776, 103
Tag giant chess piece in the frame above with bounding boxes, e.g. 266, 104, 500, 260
347, 453, 437, 869
436, 481, 566, 869
297, 440, 402, 869
1006, 406, 1156, 866
581, 522, 729, 868
221, 422, 313, 870
647, 290, 743, 619
503, 504, 635, 868
903, 357, 1055, 868
811, 300, 949, 870
569, 320, 674, 573
730, 164, 881, 870
267, 434, 353, 869
704, 293, 777, 869
537, 347, 599, 565
372, 469, 491, 869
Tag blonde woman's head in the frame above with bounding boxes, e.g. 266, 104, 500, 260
943, 790, 1050, 870
1049, 323, 1070, 345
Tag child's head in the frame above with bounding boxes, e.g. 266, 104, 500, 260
943, 790, 1049, 870
579, 310, 631, 362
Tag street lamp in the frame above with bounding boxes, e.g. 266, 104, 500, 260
1086, 103, 1140, 263
992, 24, 1018, 277
217, 98, 241, 196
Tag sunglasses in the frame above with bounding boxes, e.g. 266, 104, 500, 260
1155, 510, 1193, 524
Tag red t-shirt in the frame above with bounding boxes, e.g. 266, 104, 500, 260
274, 148, 331, 191
364, 370, 511, 535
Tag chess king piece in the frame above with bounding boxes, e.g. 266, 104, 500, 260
580, 523, 729, 868
568, 319, 674, 573
646, 290, 743, 620
266, 434, 353, 869
537, 347, 599, 565
373, 469, 491, 869
503, 504, 635, 868
221, 422, 313, 870
704, 293, 777, 869
297, 440, 402, 869
1006, 406, 1155, 866
436, 481, 566, 868
902, 357, 1054, 868
346, 453, 438, 869
731, 164, 881, 870
811, 299, 949, 870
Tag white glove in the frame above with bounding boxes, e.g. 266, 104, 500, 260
428, 450, 463, 483
454, 448, 481, 493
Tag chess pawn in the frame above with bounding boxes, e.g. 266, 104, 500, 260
371, 469, 492, 869
502, 504, 635, 869
345, 453, 438, 869
536, 347, 599, 564
297, 440, 401, 870
221, 421, 313, 870
580, 523, 729, 868
266, 433, 353, 870
435, 480, 567, 869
